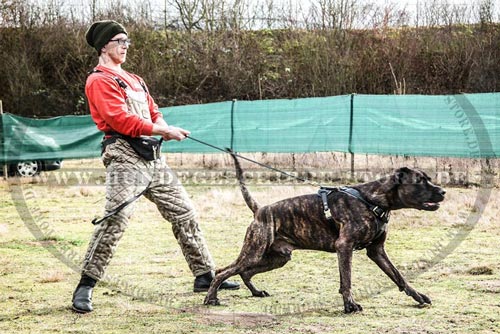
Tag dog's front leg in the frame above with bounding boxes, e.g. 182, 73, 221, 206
366, 243, 431, 306
336, 239, 363, 313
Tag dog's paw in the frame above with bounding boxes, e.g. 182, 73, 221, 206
405, 288, 431, 306
203, 297, 221, 306
416, 292, 432, 306
344, 302, 363, 314
252, 290, 270, 298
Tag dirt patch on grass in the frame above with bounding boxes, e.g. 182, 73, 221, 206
25, 240, 58, 247
187, 307, 278, 327
473, 280, 500, 293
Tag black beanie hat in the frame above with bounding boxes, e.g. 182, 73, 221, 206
85, 20, 127, 52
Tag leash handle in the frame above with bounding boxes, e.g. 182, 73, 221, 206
186, 135, 321, 187
91, 186, 148, 225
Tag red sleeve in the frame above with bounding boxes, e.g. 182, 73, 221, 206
86, 74, 154, 137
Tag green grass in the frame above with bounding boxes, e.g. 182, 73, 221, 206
1, 175, 499, 334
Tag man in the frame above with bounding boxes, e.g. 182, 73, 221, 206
72, 20, 239, 314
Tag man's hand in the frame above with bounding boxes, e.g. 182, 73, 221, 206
152, 124, 190, 141
164, 125, 190, 141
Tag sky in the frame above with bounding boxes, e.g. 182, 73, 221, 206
26, 0, 500, 28
138, 0, 499, 28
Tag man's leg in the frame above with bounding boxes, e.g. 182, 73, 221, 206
144, 161, 239, 291
73, 141, 148, 313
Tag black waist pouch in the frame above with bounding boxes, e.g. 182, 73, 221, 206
125, 136, 162, 161
103, 133, 162, 161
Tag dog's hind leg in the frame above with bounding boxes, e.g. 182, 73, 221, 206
240, 251, 290, 297
204, 263, 241, 305
204, 256, 274, 305
204, 218, 273, 305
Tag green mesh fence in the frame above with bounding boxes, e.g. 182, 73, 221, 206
1, 93, 499, 163
1, 113, 102, 162
350, 94, 498, 158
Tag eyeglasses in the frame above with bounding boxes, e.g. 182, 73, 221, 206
109, 38, 132, 46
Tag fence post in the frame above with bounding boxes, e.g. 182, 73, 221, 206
348, 93, 355, 180
0, 100, 7, 180
230, 99, 236, 151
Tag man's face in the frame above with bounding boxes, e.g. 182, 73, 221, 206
102, 33, 129, 64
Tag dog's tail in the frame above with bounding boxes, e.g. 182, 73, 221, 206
230, 151, 260, 214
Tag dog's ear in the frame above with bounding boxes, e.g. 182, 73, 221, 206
395, 167, 412, 184
376, 171, 399, 191
396, 167, 412, 174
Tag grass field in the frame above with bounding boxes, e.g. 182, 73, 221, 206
0, 158, 499, 334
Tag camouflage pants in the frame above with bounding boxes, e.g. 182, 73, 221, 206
82, 138, 215, 280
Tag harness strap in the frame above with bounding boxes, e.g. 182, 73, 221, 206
89, 69, 148, 93
338, 187, 390, 222
318, 187, 336, 220
317, 186, 391, 223
114, 77, 128, 89
317, 186, 391, 249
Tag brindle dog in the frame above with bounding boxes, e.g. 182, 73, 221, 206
204, 153, 446, 313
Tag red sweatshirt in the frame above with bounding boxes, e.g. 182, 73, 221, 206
85, 65, 163, 137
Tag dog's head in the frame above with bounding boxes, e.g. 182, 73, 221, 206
389, 167, 446, 211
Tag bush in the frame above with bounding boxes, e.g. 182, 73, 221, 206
0, 19, 498, 117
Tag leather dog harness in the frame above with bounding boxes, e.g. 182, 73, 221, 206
318, 186, 390, 246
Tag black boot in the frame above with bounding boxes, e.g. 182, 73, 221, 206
72, 285, 93, 313
193, 271, 240, 292
72, 275, 96, 313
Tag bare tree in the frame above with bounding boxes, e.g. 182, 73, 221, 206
198, 0, 251, 31
309, 0, 358, 30
478, 0, 494, 25
170, 0, 205, 31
